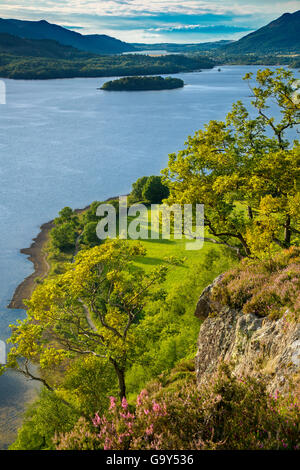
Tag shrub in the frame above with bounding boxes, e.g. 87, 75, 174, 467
55, 417, 102, 450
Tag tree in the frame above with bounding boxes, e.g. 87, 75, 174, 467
82, 201, 102, 225
162, 68, 300, 258
50, 221, 78, 251
82, 221, 101, 247
56, 207, 73, 222
5, 240, 176, 400
142, 175, 170, 204
131, 176, 149, 201
51, 206, 80, 251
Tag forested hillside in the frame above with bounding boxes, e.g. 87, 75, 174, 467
0, 36, 214, 79
222, 10, 300, 54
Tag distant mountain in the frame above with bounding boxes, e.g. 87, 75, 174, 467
131, 40, 233, 53
0, 33, 92, 58
222, 10, 300, 54
0, 18, 135, 55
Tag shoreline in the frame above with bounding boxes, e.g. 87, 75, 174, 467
7, 219, 54, 310
7, 205, 89, 310
7, 197, 122, 310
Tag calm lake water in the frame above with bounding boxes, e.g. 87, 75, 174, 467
0, 65, 298, 447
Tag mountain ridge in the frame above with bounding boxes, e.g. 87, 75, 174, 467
0, 18, 135, 55
221, 10, 300, 54
0, 11, 299, 57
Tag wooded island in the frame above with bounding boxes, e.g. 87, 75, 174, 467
101, 75, 184, 91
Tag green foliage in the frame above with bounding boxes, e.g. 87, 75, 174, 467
126, 247, 237, 397
0, 33, 94, 59
50, 206, 80, 251
55, 206, 75, 223
7, 66, 300, 451
142, 175, 170, 204
131, 176, 149, 202
82, 201, 102, 225
81, 221, 101, 247
61, 356, 118, 417
101, 76, 184, 91
212, 246, 300, 320
162, 68, 300, 258
208, 53, 299, 66
50, 221, 78, 251
9, 389, 79, 450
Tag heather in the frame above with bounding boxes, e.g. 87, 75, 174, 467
56, 364, 300, 451
212, 248, 300, 320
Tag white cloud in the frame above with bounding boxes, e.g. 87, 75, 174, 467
0, 0, 299, 19
0, 0, 298, 42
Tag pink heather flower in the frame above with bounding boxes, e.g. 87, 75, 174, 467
144, 409, 150, 415
121, 397, 128, 409
109, 396, 116, 410
146, 424, 154, 435
104, 437, 112, 450
137, 389, 148, 406
152, 401, 160, 412
92, 413, 101, 427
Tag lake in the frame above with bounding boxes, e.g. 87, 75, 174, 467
0, 65, 298, 448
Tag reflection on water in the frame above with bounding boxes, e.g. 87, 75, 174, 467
0, 369, 40, 449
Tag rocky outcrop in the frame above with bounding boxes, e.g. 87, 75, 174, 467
194, 278, 300, 395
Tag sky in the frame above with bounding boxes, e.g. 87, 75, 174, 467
0, 0, 299, 43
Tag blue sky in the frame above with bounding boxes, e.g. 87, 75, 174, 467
0, 1, 299, 43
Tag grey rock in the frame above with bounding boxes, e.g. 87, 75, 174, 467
195, 280, 300, 395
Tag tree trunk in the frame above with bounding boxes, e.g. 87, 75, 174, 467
248, 206, 253, 220
110, 358, 126, 400
284, 215, 291, 247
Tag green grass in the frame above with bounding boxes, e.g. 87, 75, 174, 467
132, 237, 223, 290
125, 206, 224, 289
46, 204, 229, 291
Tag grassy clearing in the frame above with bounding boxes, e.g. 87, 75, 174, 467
45, 204, 226, 291
132, 237, 223, 290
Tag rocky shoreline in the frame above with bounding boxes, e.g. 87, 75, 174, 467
7, 220, 54, 310
7, 205, 90, 310
7, 197, 122, 310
